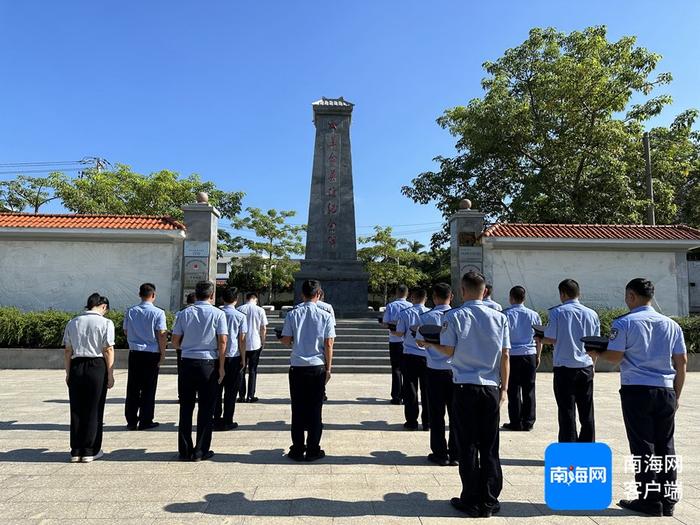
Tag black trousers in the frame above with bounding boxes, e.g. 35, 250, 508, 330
402, 353, 430, 426
214, 356, 243, 424
507, 354, 537, 428
125, 350, 161, 427
452, 384, 502, 508
178, 358, 219, 459
620, 385, 678, 505
553, 365, 595, 442
389, 342, 404, 401
239, 348, 262, 399
68, 357, 107, 457
426, 367, 455, 460
289, 365, 326, 454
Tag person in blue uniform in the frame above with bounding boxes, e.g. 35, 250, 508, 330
542, 278, 600, 442
415, 282, 456, 465
281, 279, 336, 462
594, 278, 687, 517
174, 292, 196, 371
502, 286, 542, 431
382, 285, 412, 404
172, 280, 228, 461
483, 284, 502, 311
214, 287, 248, 431
123, 283, 168, 431
394, 287, 430, 430
430, 271, 510, 518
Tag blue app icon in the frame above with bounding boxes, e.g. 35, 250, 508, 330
544, 442, 612, 510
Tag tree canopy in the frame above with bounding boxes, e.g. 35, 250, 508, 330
402, 26, 700, 246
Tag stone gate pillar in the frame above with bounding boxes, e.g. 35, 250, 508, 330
449, 199, 485, 305
181, 192, 220, 305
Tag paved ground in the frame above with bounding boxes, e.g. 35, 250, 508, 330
0, 370, 698, 525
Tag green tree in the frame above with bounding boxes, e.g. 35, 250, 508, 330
232, 208, 305, 303
358, 226, 428, 304
226, 254, 269, 295
402, 26, 700, 246
0, 174, 62, 213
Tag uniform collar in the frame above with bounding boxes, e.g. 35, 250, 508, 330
563, 299, 580, 305
509, 303, 525, 309
630, 305, 655, 313
412, 303, 425, 308
195, 300, 211, 306
83, 310, 103, 316
139, 301, 154, 307
302, 301, 316, 307
222, 303, 237, 309
462, 300, 484, 306
432, 304, 451, 311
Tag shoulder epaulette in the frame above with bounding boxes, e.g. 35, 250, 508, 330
548, 304, 560, 311
613, 311, 632, 321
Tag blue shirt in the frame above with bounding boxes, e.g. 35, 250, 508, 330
607, 306, 687, 388
483, 298, 503, 312
544, 299, 600, 368
282, 302, 336, 367
504, 304, 542, 356
441, 300, 510, 386
416, 304, 452, 370
123, 301, 167, 353
383, 299, 412, 343
221, 305, 248, 358
396, 304, 430, 356
172, 301, 229, 360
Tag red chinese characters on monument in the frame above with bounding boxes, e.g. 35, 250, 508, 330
324, 125, 341, 249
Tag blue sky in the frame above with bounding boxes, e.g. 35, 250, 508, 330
1, 1, 698, 247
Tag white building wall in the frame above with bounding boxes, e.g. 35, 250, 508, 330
483, 247, 689, 316
0, 239, 182, 312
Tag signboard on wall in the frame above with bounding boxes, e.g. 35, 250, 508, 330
184, 240, 210, 258
183, 258, 209, 288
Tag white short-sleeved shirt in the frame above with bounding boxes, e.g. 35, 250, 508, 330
281, 302, 336, 367
440, 300, 510, 386
383, 298, 412, 343
221, 305, 248, 358
607, 305, 687, 388
172, 301, 229, 360
237, 301, 269, 350
63, 311, 116, 359
123, 301, 167, 353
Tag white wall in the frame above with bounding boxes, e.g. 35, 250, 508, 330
0, 239, 182, 312
483, 247, 688, 316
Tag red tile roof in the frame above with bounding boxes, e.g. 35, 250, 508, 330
482, 223, 700, 241
0, 213, 186, 231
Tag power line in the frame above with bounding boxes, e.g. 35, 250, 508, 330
0, 160, 87, 168
0, 167, 88, 176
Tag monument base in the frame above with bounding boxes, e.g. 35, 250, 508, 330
294, 260, 369, 317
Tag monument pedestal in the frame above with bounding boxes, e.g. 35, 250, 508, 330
295, 260, 368, 317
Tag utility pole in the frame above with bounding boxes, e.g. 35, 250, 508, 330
643, 132, 655, 225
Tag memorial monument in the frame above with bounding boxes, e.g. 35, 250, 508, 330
294, 97, 369, 316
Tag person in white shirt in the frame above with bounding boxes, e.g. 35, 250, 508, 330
482, 284, 503, 311
63, 293, 115, 463
237, 292, 269, 402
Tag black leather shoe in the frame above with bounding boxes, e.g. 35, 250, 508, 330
403, 422, 419, 431
450, 498, 480, 517
427, 453, 449, 466
126, 424, 137, 431
305, 450, 326, 462
193, 450, 214, 462
662, 503, 674, 517
448, 457, 459, 466
481, 502, 501, 517
248, 397, 259, 403
138, 421, 160, 431
618, 499, 662, 516
501, 422, 522, 431
224, 422, 239, 431
237, 397, 246, 403
287, 447, 305, 461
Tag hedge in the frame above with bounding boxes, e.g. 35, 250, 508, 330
0, 306, 697, 353
0, 308, 175, 349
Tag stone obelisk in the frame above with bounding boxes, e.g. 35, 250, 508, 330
294, 97, 368, 316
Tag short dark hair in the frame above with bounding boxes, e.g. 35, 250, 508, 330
302, 279, 321, 299
432, 282, 452, 301
410, 287, 427, 302
485, 283, 493, 296
222, 287, 238, 304
510, 285, 526, 303
186, 292, 196, 305
139, 282, 156, 298
86, 292, 109, 311
245, 292, 258, 301
195, 280, 215, 301
626, 278, 655, 299
558, 279, 580, 299
396, 284, 408, 296
461, 270, 486, 292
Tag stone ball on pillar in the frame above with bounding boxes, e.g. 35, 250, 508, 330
459, 198, 472, 210
196, 191, 209, 204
